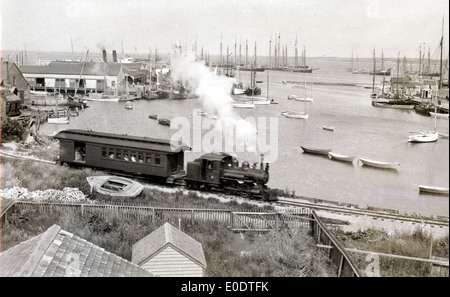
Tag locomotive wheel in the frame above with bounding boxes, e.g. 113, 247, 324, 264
239, 190, 250, 198
238, 184, 251, 198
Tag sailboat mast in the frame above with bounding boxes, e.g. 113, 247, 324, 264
439, 16, 444, 89
372, 48, 376, 92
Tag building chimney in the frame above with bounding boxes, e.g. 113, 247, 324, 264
112, 50, 117, 62
102, 50, 107, 63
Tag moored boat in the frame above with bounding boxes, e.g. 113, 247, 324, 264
328, 152, 355, 163
158, 118, 171, 126
300, 146, 332, 155
358, 157, 400, 170
322, 126, 334, 131
417, 184, 449, 195
281, 111, 308, 119
86, 176, 144, 197
373, 102, 415, 109
233, 102, 255, 109
408, 131, 439, 143
84, 92, 120, 102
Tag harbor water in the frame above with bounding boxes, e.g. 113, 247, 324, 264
37, 57, 449, 217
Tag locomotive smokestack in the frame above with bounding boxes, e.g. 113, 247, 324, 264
260, 154, 264, 170
112, 50, 117, 62
102, 50, 107, 63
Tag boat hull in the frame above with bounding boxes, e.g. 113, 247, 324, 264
373, 102, 415, 109
418, 185, 449, 195
300, 146, 332, 155
86, 176, 144, 197
328, 152, 355, 163
358, 157, 399, 169
48, 117, 69, 124
408, 131, 439, 143
282, 111, 308, 119
233, 103, 255, 109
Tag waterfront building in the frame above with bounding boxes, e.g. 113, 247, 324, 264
19, 61, 149, 94
1, 60, 30, 101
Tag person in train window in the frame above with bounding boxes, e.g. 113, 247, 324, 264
131, 155, 137, 162
109, 153, 115, 159
138, 156, 144, 163
124, 154, 129, 161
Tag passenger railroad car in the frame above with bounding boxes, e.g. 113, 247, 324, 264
54, 129, 189, 183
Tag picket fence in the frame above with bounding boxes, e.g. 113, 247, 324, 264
8, 200, 312, 231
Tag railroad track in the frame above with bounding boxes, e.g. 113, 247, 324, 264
3, 150, 449, 227
276, 197, 449, 227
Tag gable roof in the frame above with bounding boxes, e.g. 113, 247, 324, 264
0, 224, 155, 277
131, 223, 207, 268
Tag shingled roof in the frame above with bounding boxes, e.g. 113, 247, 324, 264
131, 223, 207, 269
0, 224, 155, 277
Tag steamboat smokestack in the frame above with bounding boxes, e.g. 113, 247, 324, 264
102, 50, 107, 63
260, 154, 264, 170
112, 50, 117, 62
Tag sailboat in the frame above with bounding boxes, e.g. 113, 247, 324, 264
408, 19, 445, 144
231, 66, 246, 95
282, 94, 309, 119
48, 92, 69, 124
294, 81, 314, 102
254, 71, 272, 105
408, 88, 439, 143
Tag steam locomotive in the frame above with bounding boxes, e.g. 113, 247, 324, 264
54, 129, 275, 201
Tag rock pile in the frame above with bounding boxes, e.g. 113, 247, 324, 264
0, 187, 88, 203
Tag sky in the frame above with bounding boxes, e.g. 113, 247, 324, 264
1, 0, 449, 59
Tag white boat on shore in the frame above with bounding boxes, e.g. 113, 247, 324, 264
358, 157, 400, 170
328, 152, 355, 163
86, 176, 144, 197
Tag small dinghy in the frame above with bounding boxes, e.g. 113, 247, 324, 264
417, 185, 449, 195
86, 176, 144, 197
358, 157, 400, 170
328, 152, 355, 163
300, 146, 332, 155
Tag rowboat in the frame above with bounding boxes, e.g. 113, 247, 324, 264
358, 157, 400, 170
300, 146, 332, 155
417, 185, 449, 195
125, 101, 133, 109
328, 152, 355, 163
322, 126, 334, 131
158, 118, 171, 126
86, 176, 144, 197
281, 111, 308, 119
